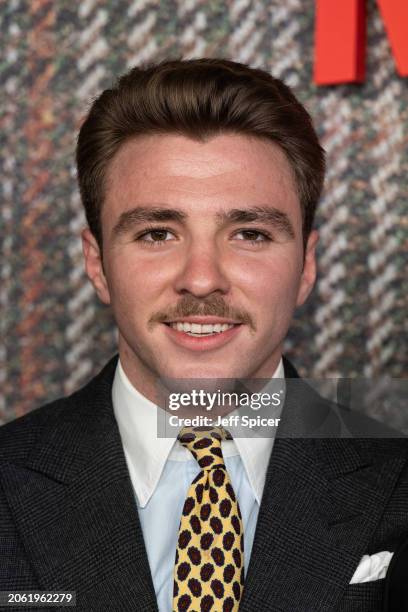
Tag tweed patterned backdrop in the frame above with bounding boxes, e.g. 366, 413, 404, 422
1, 0, 407, 423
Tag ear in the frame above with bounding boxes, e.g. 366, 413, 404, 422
296, 229, 318, 307
81, 227, 111, 305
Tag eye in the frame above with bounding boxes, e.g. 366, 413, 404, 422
135, 227, 176, 247
233, 229, 272, 244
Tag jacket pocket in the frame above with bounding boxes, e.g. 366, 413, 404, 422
337, 578, 385, 611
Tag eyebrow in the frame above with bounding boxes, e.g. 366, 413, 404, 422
111, 207, 186, 240
111, 205, 295, 240
221, 206, 295, 238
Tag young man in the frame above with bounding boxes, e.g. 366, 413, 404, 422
1, 59, 407, 612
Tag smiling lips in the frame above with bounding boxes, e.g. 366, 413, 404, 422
168, 321, 235, 336
163, 317, 242, 348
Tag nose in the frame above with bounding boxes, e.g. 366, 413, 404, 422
173, 241, 231, 297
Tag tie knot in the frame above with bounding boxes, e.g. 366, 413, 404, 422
178, 426, 230, 470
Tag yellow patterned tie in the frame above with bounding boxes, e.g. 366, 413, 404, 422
173, 427, 244, 612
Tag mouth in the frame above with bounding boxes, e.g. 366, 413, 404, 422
164, 321, 237, 337
162, 318, 243, 351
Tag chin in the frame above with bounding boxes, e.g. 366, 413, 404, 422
159, 362, 247, 387
158, 375, 240, 398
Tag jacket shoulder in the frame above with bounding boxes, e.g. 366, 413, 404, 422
0, 353, 119, 466
0, 397, 72, 466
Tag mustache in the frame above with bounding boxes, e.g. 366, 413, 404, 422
149, 294, 255, 330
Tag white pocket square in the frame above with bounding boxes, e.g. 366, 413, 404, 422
349, 551, 394, 584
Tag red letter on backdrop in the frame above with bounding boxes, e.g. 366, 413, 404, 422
377, 0, 408, 76
314, 0, 408, 85
314, 0, 366, 85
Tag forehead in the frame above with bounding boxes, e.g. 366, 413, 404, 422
103, 133, 301, 229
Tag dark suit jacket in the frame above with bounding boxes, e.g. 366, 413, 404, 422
1, 353, 407, 611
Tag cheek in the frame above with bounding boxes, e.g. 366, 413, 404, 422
230, 250, 302, 304
107, 253, 169, 300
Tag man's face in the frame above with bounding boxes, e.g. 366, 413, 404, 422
82, 133, 317, 398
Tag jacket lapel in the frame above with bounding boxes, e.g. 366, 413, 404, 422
240, 362, 408, 611
0, 354, 158, 611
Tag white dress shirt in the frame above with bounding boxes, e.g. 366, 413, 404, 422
112, 358, 284, 612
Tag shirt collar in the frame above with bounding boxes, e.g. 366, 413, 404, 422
112, 358, 284, 507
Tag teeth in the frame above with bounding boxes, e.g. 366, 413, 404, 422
169, 322, 235, 335
176, 322, 190, 332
